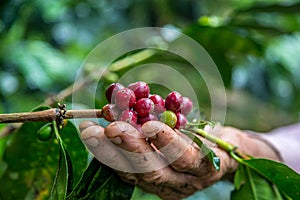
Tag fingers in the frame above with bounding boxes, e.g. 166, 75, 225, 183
80, 120, 224, 196
104, 121, 168, 173
79, 120, 98, 132
104, 122, 202, 194
142, 121, 218, 177
80, 122, 134, 172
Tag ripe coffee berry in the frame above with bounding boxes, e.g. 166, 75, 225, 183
105, 83, 125, 103
181, 97, 193, 116
175, 113, 187, 129
134, 98, 154, 117
102, 104, 120, 122
138, 114, 158, 125
115, 88, 136, 109
165, 91, 183, 113
128, 81, 150, 100
119, 110, 138, 125
149, 94, 165, 114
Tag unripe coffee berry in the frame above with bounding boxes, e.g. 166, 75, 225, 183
160, 110, 177, 129
37, 123, 53, 141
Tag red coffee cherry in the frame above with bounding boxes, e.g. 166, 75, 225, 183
115, 88, 136, 110
105, 83, 125, 103
175, 112, 187, 129
134, 98, 154, 117
165, 91, 183, 113
138, 114, 158, 125
128, 81, 150, 100
149, 94, 165, 114
102, 104, 120, 122
181, 97, 193, 116
119, 110, 138, 125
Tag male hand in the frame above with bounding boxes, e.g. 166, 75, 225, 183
80, 121, 279, 200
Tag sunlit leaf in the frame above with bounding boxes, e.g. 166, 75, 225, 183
242, 158, 300, 200
231, 164, 281, 200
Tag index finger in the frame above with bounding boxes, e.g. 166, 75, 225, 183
142, 121, 217, 177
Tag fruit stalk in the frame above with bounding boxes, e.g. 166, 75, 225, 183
189, 127, 251, 160
0, 109, 103, 123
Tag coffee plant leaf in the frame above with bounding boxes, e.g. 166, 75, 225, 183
241, 158, 300, 200
67, 157, 134, 200
49, 124, 71, 200
0, 106, 59, 199
231, 164, 282, 200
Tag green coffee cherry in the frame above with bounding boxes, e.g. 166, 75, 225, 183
160, 110, 177, 128
37, 123, 53, 141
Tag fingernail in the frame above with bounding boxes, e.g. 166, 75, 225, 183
83, 137, 100, 148
113, 122, 127, 132
141, 121, 163, 138
110, 136, 122, 145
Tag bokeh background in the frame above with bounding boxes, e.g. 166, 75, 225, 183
1, 0, 300, 199
1, 0, 300, 131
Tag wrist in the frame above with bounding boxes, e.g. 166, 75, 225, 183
242, 131, 282, 162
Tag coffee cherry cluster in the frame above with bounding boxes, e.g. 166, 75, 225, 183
102, 81, 193, 129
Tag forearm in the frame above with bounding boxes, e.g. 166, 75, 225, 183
246, 123, 300, 173
218, 126, 281, 174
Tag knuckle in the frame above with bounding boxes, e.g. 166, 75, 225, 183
140, 170, 165, 185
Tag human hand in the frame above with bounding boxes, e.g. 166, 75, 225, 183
80, 121, 280, 200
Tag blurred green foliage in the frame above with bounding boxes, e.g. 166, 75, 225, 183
0, 0, 300, 126
0, 0, 300, 199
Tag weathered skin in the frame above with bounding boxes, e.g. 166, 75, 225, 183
80, 121, 280, 200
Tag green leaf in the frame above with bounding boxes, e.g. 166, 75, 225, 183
0, 106, 59, 199
67, 157, 134, 200
181, 130, 220, 171
49, 121, 72, 200
67, 158, 101, 199
130, 186, 160, 200
233, 162, 246, 190
231, 164, 281, 200
59, 120, 88, 185
242, 158, 300, 200
238, 2, 300, 14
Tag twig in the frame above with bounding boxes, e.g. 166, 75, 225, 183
0, 109, 103, 123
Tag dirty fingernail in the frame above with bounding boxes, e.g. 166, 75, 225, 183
141, 121, 164, 138
110, 136, 122, 145
83, 137, 100, 148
